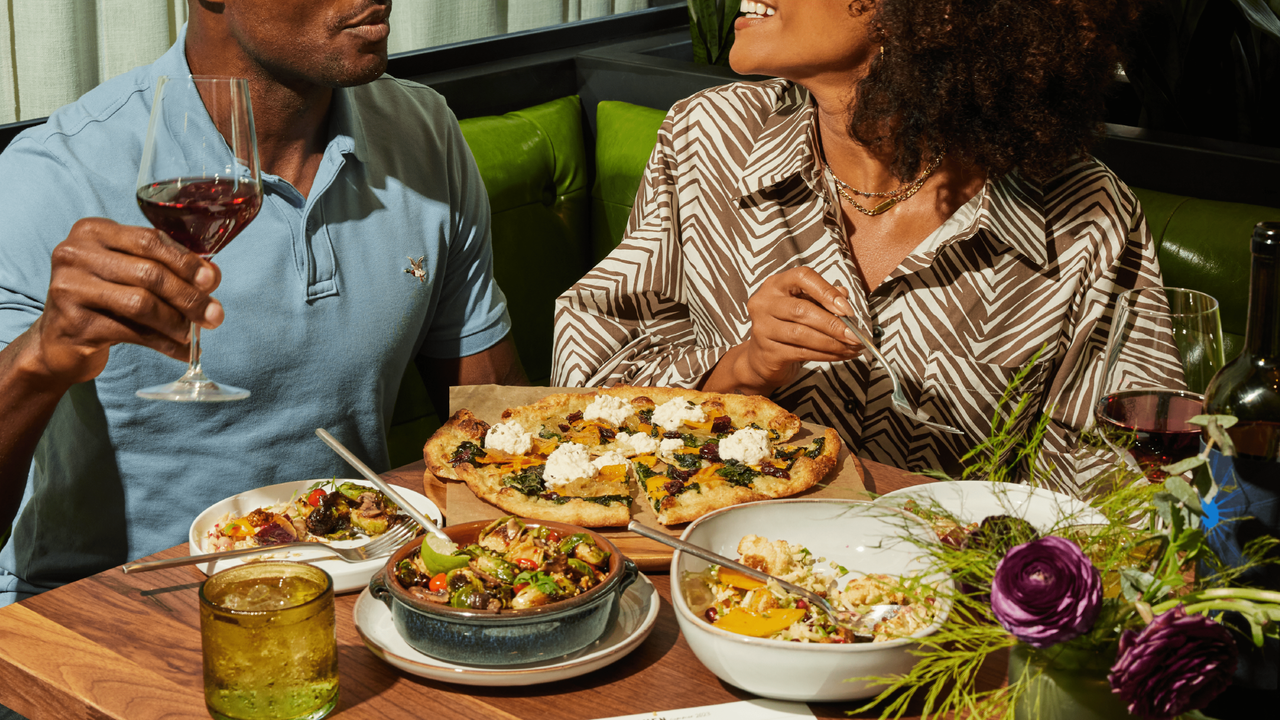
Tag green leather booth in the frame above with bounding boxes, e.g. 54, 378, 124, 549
384, 96, 1280, 467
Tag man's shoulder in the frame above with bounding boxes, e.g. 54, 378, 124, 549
347, 75, 454, 128
9, 66, 152, 155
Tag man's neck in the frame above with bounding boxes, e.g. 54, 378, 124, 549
184, 37, 331, 198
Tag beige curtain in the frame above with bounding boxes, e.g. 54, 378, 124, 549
1, 0, 652, 125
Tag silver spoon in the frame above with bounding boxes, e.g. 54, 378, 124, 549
838, 316, 964, 435
315, 428, 451, 541
627, 521, 896, 638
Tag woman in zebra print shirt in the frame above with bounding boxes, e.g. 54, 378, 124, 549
552, 0, 1177, 494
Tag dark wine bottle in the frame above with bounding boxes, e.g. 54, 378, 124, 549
1201, 222, 1280, 709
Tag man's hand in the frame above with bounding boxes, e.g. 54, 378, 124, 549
28, 217, 224, 387
703, 267, 862, 395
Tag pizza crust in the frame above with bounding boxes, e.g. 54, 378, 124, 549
423, 409, 490, 481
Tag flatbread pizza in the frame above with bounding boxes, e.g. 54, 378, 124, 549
423, 386, 841, 527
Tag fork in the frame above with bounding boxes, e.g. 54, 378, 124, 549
121, 520, 419, 574
838, 316, 964, 436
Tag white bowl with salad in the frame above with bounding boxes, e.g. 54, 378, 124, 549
188, 478, 441, 593
671, 498, 949, 701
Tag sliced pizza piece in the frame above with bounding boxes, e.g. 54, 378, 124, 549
457, 442, 633, 526
423, 409, 492, 481
636, 427, 842, 525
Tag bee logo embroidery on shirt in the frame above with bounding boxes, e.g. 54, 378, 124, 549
405, 256, 427, 283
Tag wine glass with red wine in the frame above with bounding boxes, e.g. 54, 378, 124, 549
134, 76, 262, 401
1094, 287, 1225, 478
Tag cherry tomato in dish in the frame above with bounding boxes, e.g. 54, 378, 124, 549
513, 582, 529, 594
515, 558, 538, 571
306, 488, 326, 507
428, 573, 448, 592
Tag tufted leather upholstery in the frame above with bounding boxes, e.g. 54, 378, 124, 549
387, 96, 591, 465
387, 97, 1280, 466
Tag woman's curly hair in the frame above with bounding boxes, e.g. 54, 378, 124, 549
849, 0, 1148, 182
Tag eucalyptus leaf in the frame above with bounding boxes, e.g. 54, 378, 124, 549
1208, 418, 1238, 457
1164, 476, 1204, 515
1188, 414, 1238, 430
1160, 455, 1206, 476
1120, 568, 1156, 603
1152, 492, 1176, 527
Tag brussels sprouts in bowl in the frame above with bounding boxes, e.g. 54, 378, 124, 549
369, 517, 637, 666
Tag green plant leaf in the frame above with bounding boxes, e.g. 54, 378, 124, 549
1121, 568, 1156, 602
1188, 414, 1238, 430
1163, 476, 1203, 515
1207, 417, 1238, 457
1152, 492, 1176, 527
1230, 0, 1280, 42
1161, 455, 1206, 476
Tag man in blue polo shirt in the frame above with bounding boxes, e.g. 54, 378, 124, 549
0, 0, 525, 609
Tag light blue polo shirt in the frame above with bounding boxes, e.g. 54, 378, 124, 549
0, 35, 510, 605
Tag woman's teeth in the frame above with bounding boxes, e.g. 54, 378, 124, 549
739, 1, 776, 19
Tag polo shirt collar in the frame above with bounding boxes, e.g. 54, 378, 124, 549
328, 85, 368, 163
735, 81, 821, 199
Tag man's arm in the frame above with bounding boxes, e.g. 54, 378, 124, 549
0, 219, 223, 531
416, 334, 528, 419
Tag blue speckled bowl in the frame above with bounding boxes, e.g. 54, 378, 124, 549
369, 519, 638, 666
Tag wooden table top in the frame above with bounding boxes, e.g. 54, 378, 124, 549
0, 457, 1007, 720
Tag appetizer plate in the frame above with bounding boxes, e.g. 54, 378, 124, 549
188, 479, 441, 593
876, 480, 1105, 532
353, 572, 659, 686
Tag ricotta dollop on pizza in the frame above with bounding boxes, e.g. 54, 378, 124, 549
423, 386, 841, 527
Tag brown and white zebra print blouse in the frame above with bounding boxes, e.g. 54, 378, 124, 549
552, 79, 1177, 494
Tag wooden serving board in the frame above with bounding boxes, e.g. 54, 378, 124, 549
434, 385, 868, 572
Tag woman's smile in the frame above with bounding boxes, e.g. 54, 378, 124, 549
735, 1, 776, 29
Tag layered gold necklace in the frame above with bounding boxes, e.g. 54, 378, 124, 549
825, 151, 945, 216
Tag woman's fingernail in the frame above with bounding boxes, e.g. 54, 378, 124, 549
195, 266, 216, 290
835, 296, 855, 316
845, 328, 859, 344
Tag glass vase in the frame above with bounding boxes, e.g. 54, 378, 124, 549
1008, 644, 1135, 720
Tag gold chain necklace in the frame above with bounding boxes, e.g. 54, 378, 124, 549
826, 152, 945, 216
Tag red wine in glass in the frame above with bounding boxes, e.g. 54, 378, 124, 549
1095, 389, 1203, 479
137, 178, 261, 257
134, 75, 262, 402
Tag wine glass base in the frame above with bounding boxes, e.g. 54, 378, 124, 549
136, 377, 250, 402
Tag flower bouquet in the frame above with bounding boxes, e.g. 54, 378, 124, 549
857, 361, 1280, 720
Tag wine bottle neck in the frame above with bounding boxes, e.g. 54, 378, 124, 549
1246, 251, 1280, 357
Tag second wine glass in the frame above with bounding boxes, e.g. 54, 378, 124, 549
1094, 287, 1226, 478
134, 75, 262, 402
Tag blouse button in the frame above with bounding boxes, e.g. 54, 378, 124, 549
872, 325, 884, 340
843, 400, 858, 413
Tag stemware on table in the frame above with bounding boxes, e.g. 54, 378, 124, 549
1094, 287, 1225, 478
134, 75, 263, 402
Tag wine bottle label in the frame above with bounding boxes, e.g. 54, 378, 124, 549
1202, 444, 1280, 690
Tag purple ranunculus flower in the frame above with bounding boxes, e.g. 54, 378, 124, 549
1108, 606, 1237, 720
990, 536, 1102, 647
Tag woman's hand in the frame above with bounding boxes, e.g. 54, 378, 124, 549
703, 267, 863, 395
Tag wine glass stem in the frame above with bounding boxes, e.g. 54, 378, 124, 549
188, 321, 204, 378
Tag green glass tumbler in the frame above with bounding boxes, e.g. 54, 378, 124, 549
199, 562, 339, 720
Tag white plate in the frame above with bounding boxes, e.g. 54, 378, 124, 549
188, 479, 441, 593
352, 572, 659, 686
875, 480, 1106, 532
